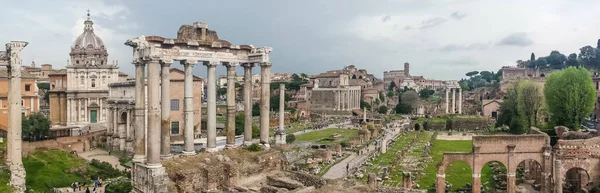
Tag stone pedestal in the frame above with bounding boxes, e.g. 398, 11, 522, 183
275, 130, 286, 145
380, 139, 387, 153
132, 163, 168, 193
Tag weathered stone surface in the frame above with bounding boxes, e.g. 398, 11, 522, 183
290, 186, 315, 193
267, 175, 304, 190
260, 186, 289, 193
287, 171, 326, 189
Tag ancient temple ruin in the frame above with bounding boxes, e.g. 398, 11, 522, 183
125, 22, 272, 193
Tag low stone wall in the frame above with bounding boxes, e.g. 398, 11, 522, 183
449, 118, 488, 130
21, 131, 105, 157
425, 122, 446, 130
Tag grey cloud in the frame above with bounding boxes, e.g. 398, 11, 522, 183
497, 32, 534, 47
450, 11, 467, 20
382, 15, 391, 22
439, 43, 491, 52
404, 25, 413, 30
420, 17, 447, 29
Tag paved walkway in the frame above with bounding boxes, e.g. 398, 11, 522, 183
78, 149, 126, 170
322, 119, 407, 179
55, 186, 105, 193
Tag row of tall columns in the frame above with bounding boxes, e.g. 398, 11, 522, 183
181, 61, 196, 155
133, 62, 146, 162
146, 58, 161, 166
206, 62, 218, 151
335, 89, 361, 110
445, 88, 462, 114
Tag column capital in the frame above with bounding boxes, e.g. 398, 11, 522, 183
160, 59, 173, 67
203, 61, 219, 67
242, 63, 255, 68
223, 62, 239, 69
133, 60, 146, 67
260, 62, 272, 68
144, 56, 162, 63
180, 60, 197, 67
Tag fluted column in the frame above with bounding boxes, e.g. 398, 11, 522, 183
445, 88, 449, 114
458, 88, 462, 114
259, 62, 272, 146
279, 84, 285, 131
112, 106, 118, 150
133, 61, 146, 163
336, 90, 340, 110
126, 107, 133, 154
146, 58, 161, 166
242, 63, 254, 145
182, 60, 196, 155
204, 61, 218, 152
224, 62, 237, 148
59, 95, 66, 125
451, 88, 456, 114
160, 60, 173, 158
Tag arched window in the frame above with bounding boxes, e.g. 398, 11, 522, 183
91, 79, 96, 88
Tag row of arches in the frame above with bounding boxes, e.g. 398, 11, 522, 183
438, 159, 589, 193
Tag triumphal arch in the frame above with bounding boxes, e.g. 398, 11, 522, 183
125, 22, 272, 193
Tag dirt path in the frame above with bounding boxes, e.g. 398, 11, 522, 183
322, 119, 406, 179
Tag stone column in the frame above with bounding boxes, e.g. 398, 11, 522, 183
363, 107, 367, 123
59, 95, 66, 125
224, 62, 237, 148
146, 58, 162, 165
275, 84, 286, 145
107, 105, 113, 148
112, 107, 119, 150
133, 61, 146, 163
451, 88, 456, 114
242, 63, 254, 145
204, 61, 218, 152
160, 60, 172, 158
435, 174, 445, 193
458, 88, 462, 114
126, 107, 133, 154
259, 62, 271, 147
182, 60, 197, 155
445, 88, 449, 114
7, 41, 27, 192
507, 145, 516, 193
554, 159, 563, 193
336, 89, 341, 110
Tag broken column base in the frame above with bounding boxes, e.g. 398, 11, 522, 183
225, 144, 237, 149
9, 163, 26, 193
181, 151, 196, 156
243, 141, 253, 146
132, 163, 168, 193
275, 132, 286, 145
206, 147, 218, 153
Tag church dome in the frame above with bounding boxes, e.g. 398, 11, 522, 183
73, 17, 105, 50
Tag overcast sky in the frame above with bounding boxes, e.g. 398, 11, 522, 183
2, 0, 600, 80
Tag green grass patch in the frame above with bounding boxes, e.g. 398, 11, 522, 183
0, 172, 9, 192
24, 150, 89, 192
295, 128, 360, 145
418, 140, 472, 192
428, 118, 446, 124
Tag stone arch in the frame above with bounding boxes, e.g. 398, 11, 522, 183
516, 159, 543, 189
359, 75, 363, 79
540, 73, 545, 78
352, 74, 357, 79
479, 161, 508, 192
414, 123, 421, 131
436, 153, 473, 193
564, 167, 591, 193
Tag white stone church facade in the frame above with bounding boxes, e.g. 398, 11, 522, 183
66, 14, 120, 127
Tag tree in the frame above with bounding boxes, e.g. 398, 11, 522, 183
547, 50, 566, 69
217, 87, 227, 99
479, 71, 494, 82
395, 95, 411, 114
566, 53, 579, 67
252, 102, 260, 116
535, 57, 548, 68
380, 91, 387, 101
270, 93, 291, 111
531, 52, 536, 61
544, 67, 596, 130
517, 81, 543, 129
106, 181, 132, 193
496, 83, 523, 133
400, 91, 419, 109
465, 71, 479, 77
578, 45, 598, 68
386, 91, 394, 98
388, 81, 396, 91
235, 114, 245, 135
360, 100, 371, 111
378, 105, 388, 114
22, 112, 51, 141
418, 89, 435, 99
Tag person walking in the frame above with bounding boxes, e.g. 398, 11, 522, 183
86, 187, 91, 193
71, 182, 77, 192
346, 163, 350, 174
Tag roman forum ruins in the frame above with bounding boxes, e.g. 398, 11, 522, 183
125, 22, 272, 193
0, 41, 28, 192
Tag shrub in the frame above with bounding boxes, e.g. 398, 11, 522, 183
245, 143, 262, 152
286, 134, 296, 144
340, 141, 350, 148
106, 181, 132, 193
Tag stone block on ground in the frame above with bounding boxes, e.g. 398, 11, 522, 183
261, 185, 289, 193
267, 175, 304, 190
